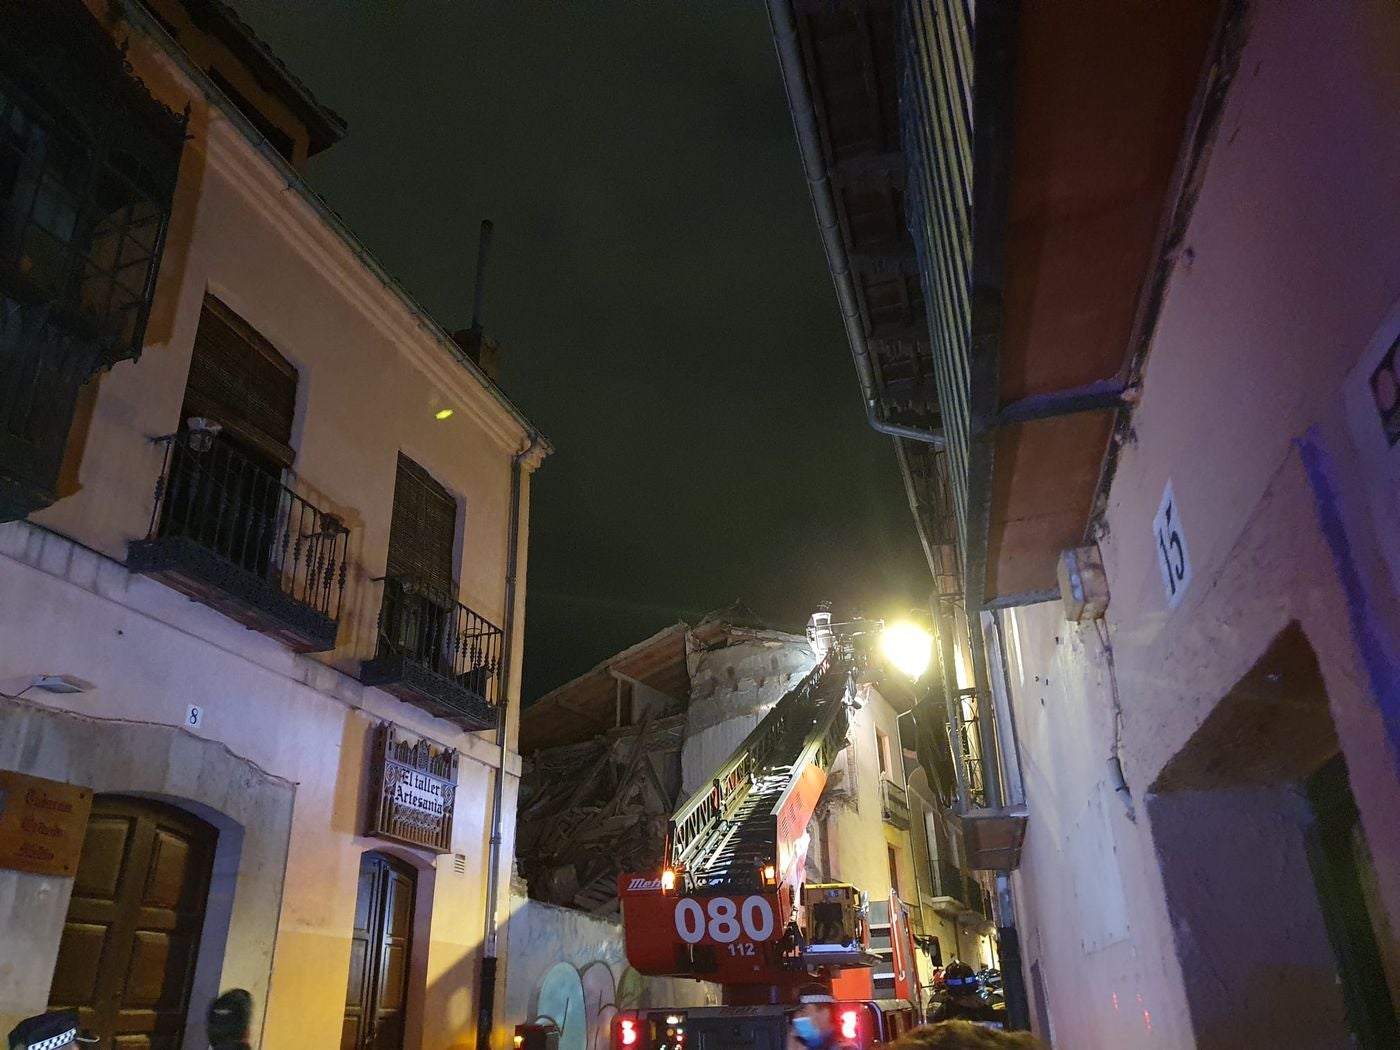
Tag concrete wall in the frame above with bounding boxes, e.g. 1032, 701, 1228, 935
0, 5, 543, 1047
0, 523, 517, 1047
502, 892, 715, 1050
1003, 3, 1400, 1046
680, 630, 815, 796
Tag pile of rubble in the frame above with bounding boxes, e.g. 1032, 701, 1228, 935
516, 714, 684, 915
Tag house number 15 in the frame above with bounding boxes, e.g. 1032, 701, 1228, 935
1153, 480, 1192, 609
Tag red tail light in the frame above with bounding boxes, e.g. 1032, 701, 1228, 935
840, 1008, 859, 1041
619, 1018, 639, 1047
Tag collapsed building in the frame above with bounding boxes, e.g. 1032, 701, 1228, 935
508, 606, 993, 1039
516, 605, 815, 915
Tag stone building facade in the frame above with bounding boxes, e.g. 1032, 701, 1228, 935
0, 2, 548, 1047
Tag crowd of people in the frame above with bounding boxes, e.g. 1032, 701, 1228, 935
788, 982, 1042, 1050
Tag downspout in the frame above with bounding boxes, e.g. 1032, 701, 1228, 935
766, 0, 943, 448
476, 429, 541, 1050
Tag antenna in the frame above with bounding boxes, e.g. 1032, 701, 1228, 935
471, 219, 494, 333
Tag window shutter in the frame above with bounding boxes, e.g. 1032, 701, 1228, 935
182, 295, 297, 469
386, 454, 456, 591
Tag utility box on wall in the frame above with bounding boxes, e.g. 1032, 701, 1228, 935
1058, 544, 1110, 622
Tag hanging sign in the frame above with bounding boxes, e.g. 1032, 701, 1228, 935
0, 771, 93, 877
367, 722, 458, 853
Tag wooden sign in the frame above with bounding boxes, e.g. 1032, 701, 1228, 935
367, 723, 458, 853
0, 771, 93, 877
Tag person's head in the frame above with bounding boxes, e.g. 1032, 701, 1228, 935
888, 1021, 1045, 1050
941, 961, 980, 1000
791, 984, 836, 1046
207, 989, 253, 1048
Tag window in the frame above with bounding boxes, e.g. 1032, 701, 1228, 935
182, 295, 297, 469
0, 1, 184, 359
377, 456, 460, 678
887, 845, 901, 898
876, 727, 892, 779
387, 454, 456, 591
925, 811, 940, 865
159, 298, 297, 576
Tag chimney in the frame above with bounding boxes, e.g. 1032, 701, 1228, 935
452, 219, 503, 384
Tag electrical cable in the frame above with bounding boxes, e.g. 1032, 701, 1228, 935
1094, 617, 1136, 823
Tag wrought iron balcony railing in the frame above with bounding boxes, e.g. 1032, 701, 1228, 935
880, 776, 912, 830
127, 432, 349, 652
360, 574, 503, 731
932, 859, 965, 902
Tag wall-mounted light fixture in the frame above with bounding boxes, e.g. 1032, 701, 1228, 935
33, 675, 95, 694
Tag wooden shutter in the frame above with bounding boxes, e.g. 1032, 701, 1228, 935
181, 295, 297, 469
386, 454, 456, 589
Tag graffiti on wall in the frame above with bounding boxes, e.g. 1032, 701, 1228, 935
533, 960, 644, 1050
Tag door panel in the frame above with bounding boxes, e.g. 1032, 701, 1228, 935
49, 797, 216, 1050
343, 852, 417, 1050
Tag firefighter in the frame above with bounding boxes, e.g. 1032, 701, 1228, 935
787, 985, 856, 1050
929, 963, 1002, 1027
207, 989, 254, 1049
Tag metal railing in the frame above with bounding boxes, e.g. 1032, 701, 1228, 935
665, 659, 835, 873
145, 432, 349, 622
881, 776, 912, 828
372, 574, 503, 707
933, 860, 964, 901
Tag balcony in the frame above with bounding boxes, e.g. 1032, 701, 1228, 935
0, 0, 185, 520
880, 776, 911, 830
930, 860, 975, 918
127, 433, 350, 653
360, 575, 502, 731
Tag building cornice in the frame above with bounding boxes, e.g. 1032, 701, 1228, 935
118, 1, 553, 471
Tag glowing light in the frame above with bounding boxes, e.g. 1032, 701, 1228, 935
840, 1010, 859, 1040
619, 1019, 638, 1047
513, 1038, 524, 1049
435, 408, 454, 420
762, 865, 776, 883
665, 1016, 682, 1025
661, 869, 676, 891
881, 622, 934, 681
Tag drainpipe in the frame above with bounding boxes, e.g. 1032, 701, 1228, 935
766, 0, 943, 449
475, 429, 541, 1050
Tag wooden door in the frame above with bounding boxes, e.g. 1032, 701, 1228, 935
343, 852, 416, 1050
48, 796, 217, 1049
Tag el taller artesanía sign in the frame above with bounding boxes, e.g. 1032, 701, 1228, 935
367, 722, 458, 853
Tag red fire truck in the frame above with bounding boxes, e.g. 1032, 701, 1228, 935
611, 616, 922, 1049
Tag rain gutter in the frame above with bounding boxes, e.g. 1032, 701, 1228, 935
766, 0, 944, 449
476, 428, 541, 1049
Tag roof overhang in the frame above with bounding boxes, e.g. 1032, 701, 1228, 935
971, 0, 1236, 606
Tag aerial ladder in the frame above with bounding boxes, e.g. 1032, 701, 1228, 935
610, 611, 921, 1050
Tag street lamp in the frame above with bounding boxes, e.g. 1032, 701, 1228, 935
881, 622, 934, 682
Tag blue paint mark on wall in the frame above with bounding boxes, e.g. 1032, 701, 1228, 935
1298, 428, 1400, 766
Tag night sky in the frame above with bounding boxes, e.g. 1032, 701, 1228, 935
229, 1, 928, 698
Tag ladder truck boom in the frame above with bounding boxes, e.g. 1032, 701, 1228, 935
612, 611, 924, 1049
619, 657, 862, 987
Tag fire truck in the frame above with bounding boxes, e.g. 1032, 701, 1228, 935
610, 613, 922, 1049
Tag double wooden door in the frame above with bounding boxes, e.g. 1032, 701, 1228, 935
342, 851, 417, 1050
48, 796, 217, 1049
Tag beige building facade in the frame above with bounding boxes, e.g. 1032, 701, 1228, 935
999, 5, 1400, 1045
770, 0, 1400, 1045
0, 2, 547, 1048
